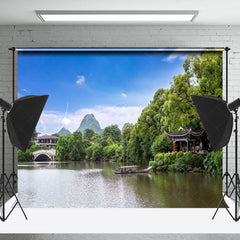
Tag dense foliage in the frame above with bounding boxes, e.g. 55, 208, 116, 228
203, 150, 223, 175
151, 133, 173, 156
56, 131, 86, 161
149, 150, 222, 174
18, 149, 34, 162
101, 125, 122, 146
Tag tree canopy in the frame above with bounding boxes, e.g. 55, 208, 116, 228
124, 52, 222, 163
56, 131, 86, 161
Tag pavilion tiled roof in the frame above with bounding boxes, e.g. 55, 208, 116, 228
164, 128, 204, 138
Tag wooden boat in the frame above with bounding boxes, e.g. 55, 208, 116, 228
113, 166, 152, 174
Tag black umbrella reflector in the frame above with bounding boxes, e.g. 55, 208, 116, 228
7, 95, 48, 152
191, 95, 233, 151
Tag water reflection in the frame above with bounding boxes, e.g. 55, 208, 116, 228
18, 161, 222, 208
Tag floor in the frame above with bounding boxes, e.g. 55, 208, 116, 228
0, 196, 240, 237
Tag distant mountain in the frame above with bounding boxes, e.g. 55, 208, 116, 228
122, 123, 134, 132
57, 127, 71, 136
77, 114, 103, 134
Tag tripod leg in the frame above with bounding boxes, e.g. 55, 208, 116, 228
4, 175, 13, 198
212, 190, 228, 220
4, 175, 27, 220
5, 174, 17, 198
212, 173, 237, 220
5, 202, 18, 221
227, 174, 236, 198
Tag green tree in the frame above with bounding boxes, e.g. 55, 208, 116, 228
127, 88, 166, 162
56, 135, 70, 160
68, 131, 86, 161
121, 124, 134, 161
86, 145, 93, 160
203, 150, 222, 175
103, 144, 123, 160
193, 52, 222, 97
103, 144, 116, 159
151, 133, 173, 156
56, 132, 86, 161
101, 125, 121, 145
84, 129, 96, 142
162, 73, 196, 131
162, 52, 222, 132
18, 149, 33, 162
115, 145, 123, 160
92, 143, 103, 160
91, 134, 101, 143
127, 127, 142, 163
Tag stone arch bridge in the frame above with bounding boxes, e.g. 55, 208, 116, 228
33, 149, 56, 161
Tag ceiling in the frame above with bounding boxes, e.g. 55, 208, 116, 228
1, 0, 240, 25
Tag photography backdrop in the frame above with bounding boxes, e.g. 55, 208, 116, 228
16, 48, 223, 208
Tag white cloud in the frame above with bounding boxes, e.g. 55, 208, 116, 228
121, 93, 127, 97
76, 75, 85, 85
37, 111, 64, 135
162, 53, 188, 63
62, 117, 71, 126
36, 105, 143, 135
18, 89, 28, 98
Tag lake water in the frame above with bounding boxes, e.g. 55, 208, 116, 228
18, 161, 222, 208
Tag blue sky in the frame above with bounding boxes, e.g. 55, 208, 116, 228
18, 51, 188, 135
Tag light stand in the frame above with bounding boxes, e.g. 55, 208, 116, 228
0, 94, 48, 221
0, 107, 27, 221
191, 95, 240, 221
224, 47, 231, 198
9, 47, 17, 194
213, 100, 240, 221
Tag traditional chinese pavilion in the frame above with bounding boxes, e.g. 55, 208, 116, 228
164, 128, 205, 152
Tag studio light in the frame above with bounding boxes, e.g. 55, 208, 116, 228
191, 95, 233, 151
191, 95, 240, 221
0, 95, 48, 221
36, 11, 198, 23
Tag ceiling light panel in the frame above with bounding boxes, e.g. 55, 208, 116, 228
36, 11, 198, 22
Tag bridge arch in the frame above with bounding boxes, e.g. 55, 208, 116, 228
34, 153, 52, 161
33, 149, 56, 161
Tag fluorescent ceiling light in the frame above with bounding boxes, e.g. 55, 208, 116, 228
36, 11, 198, 22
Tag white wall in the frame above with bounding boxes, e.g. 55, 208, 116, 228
0, 24, 239, 191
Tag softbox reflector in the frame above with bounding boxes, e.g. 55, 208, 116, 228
191, 95, 233, 151
7, 95, 48, 152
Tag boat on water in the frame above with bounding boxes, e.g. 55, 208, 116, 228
113, 165, 152, 174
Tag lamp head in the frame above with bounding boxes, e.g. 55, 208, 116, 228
0, 98, 11, 111
7, 95, 48, 152
228, 98, 240, 112
191, 95, 233, 151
